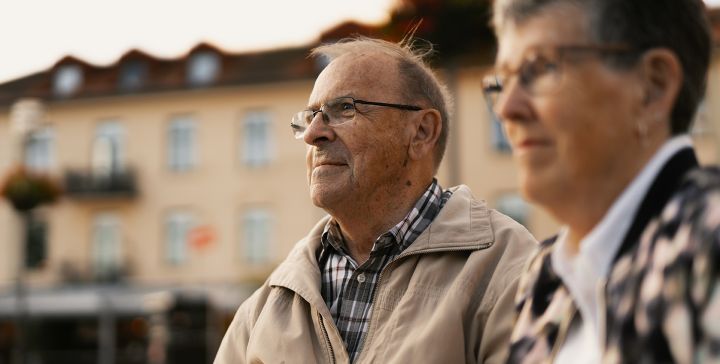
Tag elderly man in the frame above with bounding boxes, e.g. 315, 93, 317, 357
214, 37, 536, 364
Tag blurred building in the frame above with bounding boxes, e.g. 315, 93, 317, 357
0, 8, 719, 364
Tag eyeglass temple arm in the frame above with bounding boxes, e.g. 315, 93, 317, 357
354, 99, 422, 111
483, 84, 502, 93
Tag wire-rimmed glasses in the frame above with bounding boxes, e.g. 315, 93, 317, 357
482, 44, 634, 113
290, 96, 423, 139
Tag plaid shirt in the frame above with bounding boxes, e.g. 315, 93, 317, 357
317, 179, 452, 362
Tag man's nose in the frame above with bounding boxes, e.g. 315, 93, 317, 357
303, 110, 336, 146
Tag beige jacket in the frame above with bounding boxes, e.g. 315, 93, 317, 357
214, 185, 537, 364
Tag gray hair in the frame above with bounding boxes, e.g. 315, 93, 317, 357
311, 37, 453, 169
492, 0, 712, 135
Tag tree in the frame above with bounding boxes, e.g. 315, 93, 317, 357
381, 0, 496, 61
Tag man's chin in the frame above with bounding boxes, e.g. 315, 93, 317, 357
310, 185, 347, 211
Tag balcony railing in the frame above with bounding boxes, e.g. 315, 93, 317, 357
63, 168, 138, 199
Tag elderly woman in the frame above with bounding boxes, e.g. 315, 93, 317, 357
483, 0, 717, 363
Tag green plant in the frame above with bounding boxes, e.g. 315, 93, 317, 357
1, 166, 61, 211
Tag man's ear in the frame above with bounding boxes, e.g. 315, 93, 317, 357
638, 48, 682, 120
408, 109, 442, 161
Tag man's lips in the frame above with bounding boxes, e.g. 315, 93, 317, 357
313, 160, 347, 168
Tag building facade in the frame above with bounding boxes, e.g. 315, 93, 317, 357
0, 12, 718, 363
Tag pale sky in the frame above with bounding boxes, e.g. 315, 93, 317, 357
0, 0, 397, 83
1, 0, 719, 84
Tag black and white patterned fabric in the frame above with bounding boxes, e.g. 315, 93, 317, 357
507, 148, 720, 363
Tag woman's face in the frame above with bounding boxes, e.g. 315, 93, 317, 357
494, 3, 647, 213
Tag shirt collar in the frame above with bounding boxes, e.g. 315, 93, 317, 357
564, 135, 692, 276
551, 135, 693, 327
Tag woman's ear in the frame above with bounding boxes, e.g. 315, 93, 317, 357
408, 109, 442, 162
638, 48, 683, 119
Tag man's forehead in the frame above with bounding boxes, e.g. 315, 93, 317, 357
324, 52, 397, 83
334, 51, 395, 69
309, 52, 399, 104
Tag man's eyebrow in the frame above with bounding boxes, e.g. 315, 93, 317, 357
305, 101, 322, 110
307, 95, 355, 109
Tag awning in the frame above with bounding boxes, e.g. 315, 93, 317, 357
0, 283, 257, 318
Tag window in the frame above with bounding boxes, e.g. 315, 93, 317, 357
92, 213, 122, 278
25, 212, 48, 269
242, 111, 273, 167
24, 127, 54, 172
241, 209, 272, 263
187, 51, 220, 86
691, 98, 712, 135
496, 193, 529, 227
165, 211, 194, 265
53, 64, 83, 96
168, 116, 196, 171
93, 121, 125, 176
490, 117, 512, 153
119, 60, 147, 90
314, 55, 331, 72
485, 93, 512, 153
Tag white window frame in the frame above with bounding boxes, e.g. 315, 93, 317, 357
24, 126, 55, 172
167, 116, 196, 172
92, 213, 122, 276
93, 121, 125, 175
165, 211, 195, 265
187, 51, 220, 85
241, 208, 272, 264
242, 111, 273, 167
53, 64, 83, 96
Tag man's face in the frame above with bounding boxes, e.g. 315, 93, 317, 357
303, 53, 414, 211
494, 3, 644, 209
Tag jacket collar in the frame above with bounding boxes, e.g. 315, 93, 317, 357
402, 185, 496, 255
267, 185, 495, 310
613, 147, 698, 262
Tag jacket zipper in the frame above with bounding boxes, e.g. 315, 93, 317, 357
357, 246, 481, 362
317, 311, 336, 364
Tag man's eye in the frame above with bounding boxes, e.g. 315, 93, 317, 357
331, 102, 355, 117
339, 102, 355, 111
304, 111, 317, 124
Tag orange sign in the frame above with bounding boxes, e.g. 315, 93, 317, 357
189, 225, 216, 250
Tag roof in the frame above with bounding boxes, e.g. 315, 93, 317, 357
1, 9, 718, 108
0, 44, 321, 107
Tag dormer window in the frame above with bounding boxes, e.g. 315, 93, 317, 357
187, 51, 220, 86
119, 60, 147, 91
314, 54, 331, 72
53, 64, 83, 96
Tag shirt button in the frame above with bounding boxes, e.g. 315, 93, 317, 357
357, 273, 366, 283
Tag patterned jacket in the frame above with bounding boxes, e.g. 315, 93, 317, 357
507, 148, 720, 363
